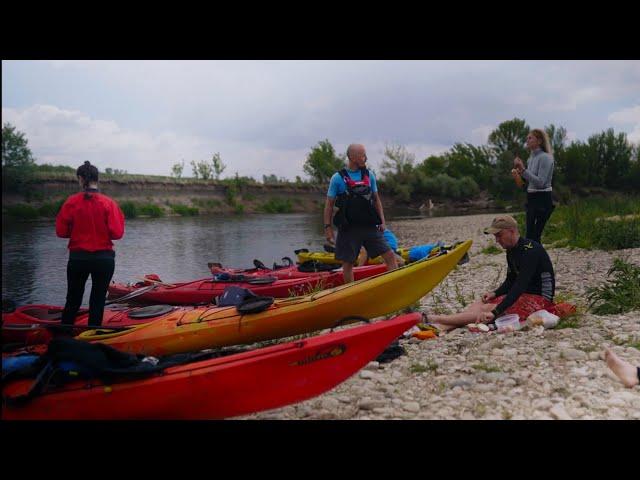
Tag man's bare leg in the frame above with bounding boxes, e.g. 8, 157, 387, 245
342, 262, 354, 284
381, 249, 398, 271
427, 301, 495, 330
605, 348, 639, 388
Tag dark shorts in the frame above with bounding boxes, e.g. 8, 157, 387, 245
335, 225, 391, 264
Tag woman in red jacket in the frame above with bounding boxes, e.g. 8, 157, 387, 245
56, 161, 125, 326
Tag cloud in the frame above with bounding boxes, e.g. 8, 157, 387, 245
608, 105, 640, 143
471, 125, 495, 145
2, 104, 292, 177
2, 104, 451, 179
538, 87, 608, 112
4, 61, 640, 176
608, 105, 640, 124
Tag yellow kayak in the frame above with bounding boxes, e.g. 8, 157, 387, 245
76, 240, 472, 356
297, 247, 411, 265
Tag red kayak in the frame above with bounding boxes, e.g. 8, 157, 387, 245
207, 258, 341, 279
2, 313, 418, 420
2, 302, 173, 346
108, 264, 388, 305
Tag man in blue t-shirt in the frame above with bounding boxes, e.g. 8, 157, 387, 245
323, 143, 398, 283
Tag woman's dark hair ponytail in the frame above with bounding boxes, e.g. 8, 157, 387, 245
76, 161, 99, 188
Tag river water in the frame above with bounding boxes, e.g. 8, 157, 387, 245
2, 208, 491, 306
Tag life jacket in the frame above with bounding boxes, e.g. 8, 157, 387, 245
333, 168, 381, 228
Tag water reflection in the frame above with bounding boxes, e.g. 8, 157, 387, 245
2, 209, 497, 306
2, 214, 326, 306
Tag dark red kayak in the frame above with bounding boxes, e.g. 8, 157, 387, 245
1, 302, 171, 346
107, 264, 388, 305
2, 313, 418, 420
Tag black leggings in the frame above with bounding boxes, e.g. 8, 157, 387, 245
61, 255, 115, 326
525, 192, 555, 243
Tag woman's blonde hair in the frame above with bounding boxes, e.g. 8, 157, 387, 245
530, 129, 553, 155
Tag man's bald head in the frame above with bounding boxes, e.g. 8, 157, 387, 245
346, 144, 366, 160
346, 144, 367, 169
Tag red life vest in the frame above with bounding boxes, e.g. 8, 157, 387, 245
333, 168, 381, 228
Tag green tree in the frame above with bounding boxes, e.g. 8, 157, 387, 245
586, 129, 633, 189
488, 118, 530, 158
263, 174, 286, 184
418, 155, 447, 176
445, 151, 475, 179
2, 123, 35, 168
380, 144, 417, 201
105, 168, 127, 175
191, 159, 212, 180
171, 160, 185, 178
211, 152, 226, 180
448, 143, 494, 189
380, 144, 415, 177
303, 139, 345, 183
545, 124, 568, 154
558, 141, 590, 188
627, 145, 640, 191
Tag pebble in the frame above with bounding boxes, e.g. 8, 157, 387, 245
365, 361, 380, 370
530, 373, 545, 384
483, 372, 507, 382
474, 384, 495, 393
373, 407, 396, 416
549, 404, 572, 420
561, 349, 588, 361
403, 402, 421, 413
321, 398, 340, 410
359, 370, 375, 380
606, 397, 628, 408
571, 367, 590, 378
358, 398, 386, 410
533, 398, 553, 410
450, 379, 473, 388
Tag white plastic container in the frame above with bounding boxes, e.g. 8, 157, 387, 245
495, 314, 521, 333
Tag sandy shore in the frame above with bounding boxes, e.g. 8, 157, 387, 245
241, 213, 640, 420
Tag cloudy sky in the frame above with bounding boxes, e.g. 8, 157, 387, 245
2, 60, 639, 180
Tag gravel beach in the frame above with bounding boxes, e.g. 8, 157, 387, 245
241, 213, 640, 420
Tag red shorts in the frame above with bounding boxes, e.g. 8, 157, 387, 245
488, 293, 556, 322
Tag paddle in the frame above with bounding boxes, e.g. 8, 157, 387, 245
136, 276, 176, 288
105, 284, 157, 305
2, 322, 133, 332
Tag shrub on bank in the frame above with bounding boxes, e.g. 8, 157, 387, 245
37, 199, 66, 217
191, 198, 222, 209
137, 204, 164, 217
5, 203, 39, 219
260, 198, 293, 213
170, 204, 199, 216
119, 201, 138, 219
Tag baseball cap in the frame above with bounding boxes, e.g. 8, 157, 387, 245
483, 215, 518, 234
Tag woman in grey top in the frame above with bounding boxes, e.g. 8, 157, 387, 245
513, 129, 555, 243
